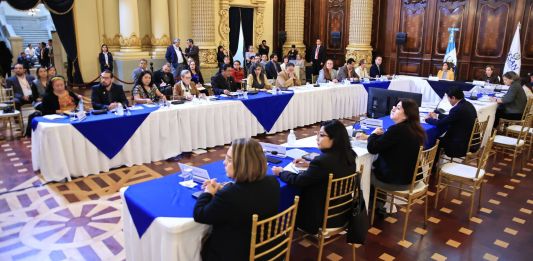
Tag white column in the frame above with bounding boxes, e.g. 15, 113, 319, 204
282, 0, 306, 58
346, 0, 373, 63
192, 0, 217, 68
150, 0, 171, 59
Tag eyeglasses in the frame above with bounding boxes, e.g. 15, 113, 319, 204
316, 131, 329, 138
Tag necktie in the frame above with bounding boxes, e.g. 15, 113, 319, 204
315, 46, 319, 60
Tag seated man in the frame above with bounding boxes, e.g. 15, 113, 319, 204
369, 56, 386, 78
265, 54, 281, 79
91, 70, 129, 110
425, 87, 477, 158
6, 63, 36, 109
211, 64, 237, 95
276, 63, 301, 88
131, 58, 149, 83
336, 58, 359, 82
153, 63, 175, 97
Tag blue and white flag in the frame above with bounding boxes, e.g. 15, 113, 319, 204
232, 20, 245, 64
503, 23, 521, 75
443, 28, 459, 66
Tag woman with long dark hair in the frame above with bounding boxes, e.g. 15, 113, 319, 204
98, 44, 114, 72
272, 119, 357, 234
358, 99, 426, 190
132, 71, 166, 104
245, 64, 272, 90
317, 59, 338, 83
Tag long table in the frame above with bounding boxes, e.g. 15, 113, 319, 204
32, 84, 368, 181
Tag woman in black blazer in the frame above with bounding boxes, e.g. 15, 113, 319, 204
41, 76, 80, 115
358, 99, 426, 190
98, 44, 114, 72
194, 138, 280, 261
272, 120, 357, 234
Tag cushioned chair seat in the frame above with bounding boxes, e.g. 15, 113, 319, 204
441, 162, 485, 180
494, 135, 525, 147
393, 181, 427, 195
507, 125, 533, 134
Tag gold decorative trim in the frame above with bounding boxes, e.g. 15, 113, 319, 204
255, 6, 265, 47
102, 34, 121, 47
150, 34, 171, 47
118, 33, 141, 48
141, 34, 151, 47
200, 48, 218, 66
345, 49, 372, 64
219, 1, 230, 48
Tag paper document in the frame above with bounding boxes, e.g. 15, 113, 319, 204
286, 149, 308, 159
43, 114, 66, 120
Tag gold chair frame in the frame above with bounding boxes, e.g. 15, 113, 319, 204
249, 196, 300, 261
491, 114, 532, 175
0, 86, 24, 138
439, 117, 490, 166
434, 131, 496, 220
370, 141, 440, 241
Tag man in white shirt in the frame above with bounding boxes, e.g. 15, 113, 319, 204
24, 44, 37, 66
355, 59, 370, 79
6, 63, 36, 109
165, 38, 187, 79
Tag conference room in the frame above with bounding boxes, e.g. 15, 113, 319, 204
0, 0, 532, 260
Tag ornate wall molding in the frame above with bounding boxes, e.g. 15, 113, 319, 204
102, 34, 121, 47
218, 0, 266, 48
118, 33, 141, 48
255, 6, 265, 47
150, 34, 171, 47
141, 35, 152, 47
219, 0, 231, 48
345, 49, 372, 64
199, 48, 218, 65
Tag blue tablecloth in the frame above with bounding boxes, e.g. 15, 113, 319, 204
354, 116, 440, 149
124, 147, 321, 238
31, 105, 159, 159
427, 80, 475, 98
217, 91, 294, 132
360, 81, 391, 91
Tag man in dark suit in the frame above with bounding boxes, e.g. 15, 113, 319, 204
264, 54, 281, 79
211, 64, 236, 95
425, 87, 477, 158
91, 70, 129, 110
258, 40, 269, 56
184, 39, 200, 68
6, 63, 36, 109
38, 42, 50, 68
369, 56, 386, 78
165, 38, 187, 79
153, 63, 175, 97
309, 39, 326, 76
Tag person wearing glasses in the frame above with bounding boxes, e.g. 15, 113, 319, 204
271, 120, 357, 234
173, 70, 200, 100
194, 138, 280, 261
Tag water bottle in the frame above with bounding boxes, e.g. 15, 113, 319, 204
272, 86, 278, 95
117, 103, 124, 116
287, 130, 296, 146
243, 91, 248, 99
77, 100, 84, 112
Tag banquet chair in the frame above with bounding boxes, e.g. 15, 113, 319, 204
300, 170, 361, 261
439, 117, 490, 166
370, 141, 439, 241
491, 114, 532, 176
249, 196, 300, 261
434, 131, 496, 220
0, 86, 24, 138
500, 98, 533, 159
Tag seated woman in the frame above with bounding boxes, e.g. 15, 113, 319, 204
173, 70, 199, 100
437, 62, 455, 81
294, 54, 306, 82
355, 59, 369, 79
132, 71, 166, 104
280, 56, 290, 72
41, 75, 80, 115
194, 138, 280, 261
357, 99, 426, 191
492, 71, 528, 126
246, 64, 272, 91
47, 66, 57, 79
482, 65, 500, 84
32, 67, 48, 102
230, 60, 245, 87
272, 120, 357, 234
189, 60, 204, 85
317, 59, 338, 83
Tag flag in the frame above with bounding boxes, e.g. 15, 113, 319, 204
503, 23, 521, 75
443, 28, 459, 66
232, 20, 245, 64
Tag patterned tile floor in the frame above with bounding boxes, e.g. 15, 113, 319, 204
0, 119, 532, 260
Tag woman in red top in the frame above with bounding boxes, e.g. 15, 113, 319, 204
230, 60, 245, 85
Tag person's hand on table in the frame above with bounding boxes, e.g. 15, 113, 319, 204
372, 127, 384, 136
490, 97, 502, 103
426, 112, 437, 120
23, 95, 30, 101
203, 179, 222, 195
108, 102, 118, 110
223, 89, 230, 95
271, 166, 283, 176
332, 79, 339, 83
293, 158, 310, 168
355, 132, 369, 140
146, 99, 153, 104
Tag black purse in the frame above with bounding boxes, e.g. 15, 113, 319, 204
346, 175, 369, 244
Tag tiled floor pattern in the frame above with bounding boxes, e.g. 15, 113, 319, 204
0, 120, 532, 260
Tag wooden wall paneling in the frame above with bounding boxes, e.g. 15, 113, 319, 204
473, 0, 515, 59
522, 0, 533, 61
420, 0, 437, 77
325, 0, 349, 66
399, 1, 428, 55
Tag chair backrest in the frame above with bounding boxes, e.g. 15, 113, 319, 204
521, 98, 533, 120
321, 168, 361, 233
0, 86, 16, 107
512, 114, 533, 145
249, 196, 300, 261
408, 140, 440, 193
466, 116, 490, 159
475, 130, 497, 179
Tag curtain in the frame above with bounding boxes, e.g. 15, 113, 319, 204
229, 7, 254, 60
1, 0, 83, 83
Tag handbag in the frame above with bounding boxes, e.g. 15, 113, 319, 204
346, 175, 369, 244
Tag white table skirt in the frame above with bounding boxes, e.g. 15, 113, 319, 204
388, 76, 442, 105
32, 84, 367, 182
